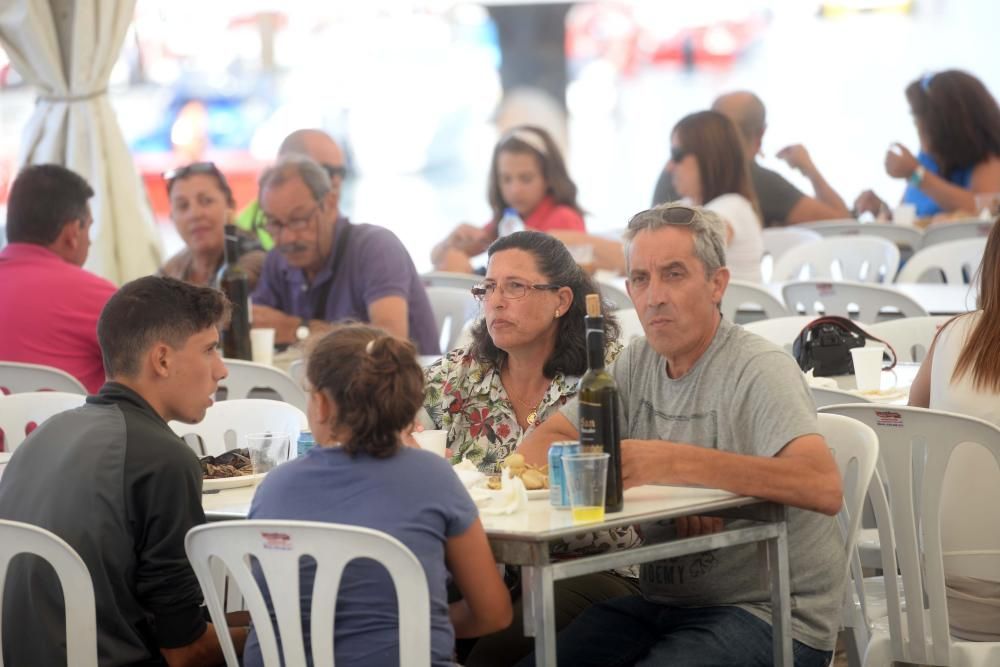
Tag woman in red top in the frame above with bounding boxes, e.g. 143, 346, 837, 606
432, 125, 586, 273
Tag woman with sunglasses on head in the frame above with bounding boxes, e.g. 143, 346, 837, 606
667, 110, 764, 283
244, 323, 512, 667
423, 230, 640, 667
855, 70, 1000, 221
431, 126, 587, 274
160, 162, 266, 288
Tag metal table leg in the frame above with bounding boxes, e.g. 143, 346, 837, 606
522, 564, 558, 666
768, 521, 793, 666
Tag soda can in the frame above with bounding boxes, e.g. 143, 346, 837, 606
296, 430, 315, 458
549, 441, 582, 509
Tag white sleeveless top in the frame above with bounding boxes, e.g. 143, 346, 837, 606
705, 193, 764, 283
929, 311, 1000, 425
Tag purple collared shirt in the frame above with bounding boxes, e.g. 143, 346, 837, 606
252, 218, 440, 355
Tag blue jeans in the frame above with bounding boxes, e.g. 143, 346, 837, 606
514, 595, 832, 667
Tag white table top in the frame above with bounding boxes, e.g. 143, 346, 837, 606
818, 362, 919, 405
203, 482, 756, 542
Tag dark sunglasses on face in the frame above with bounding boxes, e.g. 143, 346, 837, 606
669, 147, 688, 163
322, 163, 348, 180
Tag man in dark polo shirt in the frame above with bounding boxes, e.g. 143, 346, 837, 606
250, 154, 440, 355
0, 276, 246, 666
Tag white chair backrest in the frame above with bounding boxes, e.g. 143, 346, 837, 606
921, 219, 994, 248
425, 286, 479, 354
810, 387, 871, 409
185, 520, 431, 667
803, 220, 924, 250
420, 271, 481, 291
287, 359, 305, 385
595, 279, 632, 310
613, 308, 643, 345
169, 399, 307, 457
772, 236, 900, 284
867, 315, 952, 363
782, 280, 928, 322
816, 413, 879, 569
762, 226, 824, 261
818, 405, 1000, 665
0, 361, 87, 395
219, 360, 307, 412
741, 315, 817, 354
0, 392, 86, 453
721, 280, 788, 322
0, 519, 98, 667
895, 237, 986, 284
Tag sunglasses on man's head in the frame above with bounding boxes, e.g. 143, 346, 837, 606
628, 205, 699, 230
162, 161, 222, 184
669, 147, 688, 164
322, 163, 348, 180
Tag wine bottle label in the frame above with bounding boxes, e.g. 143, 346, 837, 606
579, 398, 614, 454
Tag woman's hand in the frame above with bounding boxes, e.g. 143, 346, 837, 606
853, 190, 889, 219
449, 224, 490, 254
884, 143, 919, 179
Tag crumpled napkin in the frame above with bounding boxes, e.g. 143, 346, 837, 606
479, 472, 529, 515
451, 459, 491, 507
803, 369, 839, 389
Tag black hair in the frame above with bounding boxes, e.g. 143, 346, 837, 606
5, 164, 94, 245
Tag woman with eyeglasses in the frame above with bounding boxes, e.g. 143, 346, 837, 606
854, 69, 1000, 221
423, 230, 640, 667
160, 162, 265, 288
666, 110, 764, 283
431, 126, 587, 274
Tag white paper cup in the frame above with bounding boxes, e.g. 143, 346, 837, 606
850, 346, 885, 392
250, 328, 276, 366
412, 429, 448, 456
893, 203, 917, 227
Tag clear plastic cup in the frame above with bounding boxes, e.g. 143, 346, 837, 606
850, 346, 885, 392
562, 452, 610, 524
246, 432, 291, 475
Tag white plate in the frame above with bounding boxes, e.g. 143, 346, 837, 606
203, 472, 266, 491
489, 487, 549, 501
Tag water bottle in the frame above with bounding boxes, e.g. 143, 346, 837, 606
497, 208, 525, 237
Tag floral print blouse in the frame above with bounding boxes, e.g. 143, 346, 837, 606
423, 345, 641, 562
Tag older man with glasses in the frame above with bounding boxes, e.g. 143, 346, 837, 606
250, 154, 439, 354
518, 203, 845, 667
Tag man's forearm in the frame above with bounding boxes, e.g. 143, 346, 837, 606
805, 168, 850, 217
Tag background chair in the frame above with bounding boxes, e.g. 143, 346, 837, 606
895, 238, 986, 285
425, 285, 479, 354
186, 520, 431, 667
0, 361, 87, 395
772, 237, 900, 284
742, 315, 817, 354
782, 280, 928, 322
819, 405, 1000, 666
0, 391, 86, 453
921, 220, 994, 248
595, 277, 633, 310
761, 227, 823, 282
217, 360, 307, 412
811, 386, 871, 409
613, 307, 643, 344
801, 220, 923, 256
0, 519, 98, 667
867, 316, 952, 363
169, 398, 307, 457
420, 270, 481, 291
721, 280, 788, 323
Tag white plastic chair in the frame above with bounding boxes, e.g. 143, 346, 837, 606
0, 361, 88, 395
772, 237, 900, 284
425, 286, 479, 354
867, 316, 952, 363
595, 278, 633, 310
895, 238, 986, 285
185, 520, 431, 667
420, 270, 481, 291
811, 386, 871, 409
0, 391, 86, 452
721, 280, 788, 323
613, 308, 643, 345
742, 315, 817, 354
762, 227, 824, 283
819, 405, 1000, 666
218, 359, 307, 412
0, 519, 98, 667
169, 398, 307, 457
801, 220, 924, 252
921, 220, 994, 248
782, 280, 928, 322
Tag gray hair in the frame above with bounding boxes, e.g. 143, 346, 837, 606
623, 202, 727, 276
258, 154, 331, 202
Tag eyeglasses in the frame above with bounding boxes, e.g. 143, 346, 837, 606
471, 280, 562, 301
669, 147, 688, 163
261, 204, 321, 237
162, 161, 223, 184
322, 163, 348, 180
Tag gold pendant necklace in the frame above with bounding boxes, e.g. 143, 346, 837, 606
525, 409, 538, 426
502, 361, 544, 427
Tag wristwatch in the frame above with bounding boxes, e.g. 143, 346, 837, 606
295, 319, 310, 342
908, 165, 926, 188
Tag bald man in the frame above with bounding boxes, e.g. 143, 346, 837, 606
237, 129, 349, 248
653, 92, 850, 226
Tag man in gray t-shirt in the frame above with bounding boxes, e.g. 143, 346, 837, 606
518, 203, 844, 667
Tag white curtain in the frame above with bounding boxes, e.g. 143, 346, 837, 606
0, 0, 161, 284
